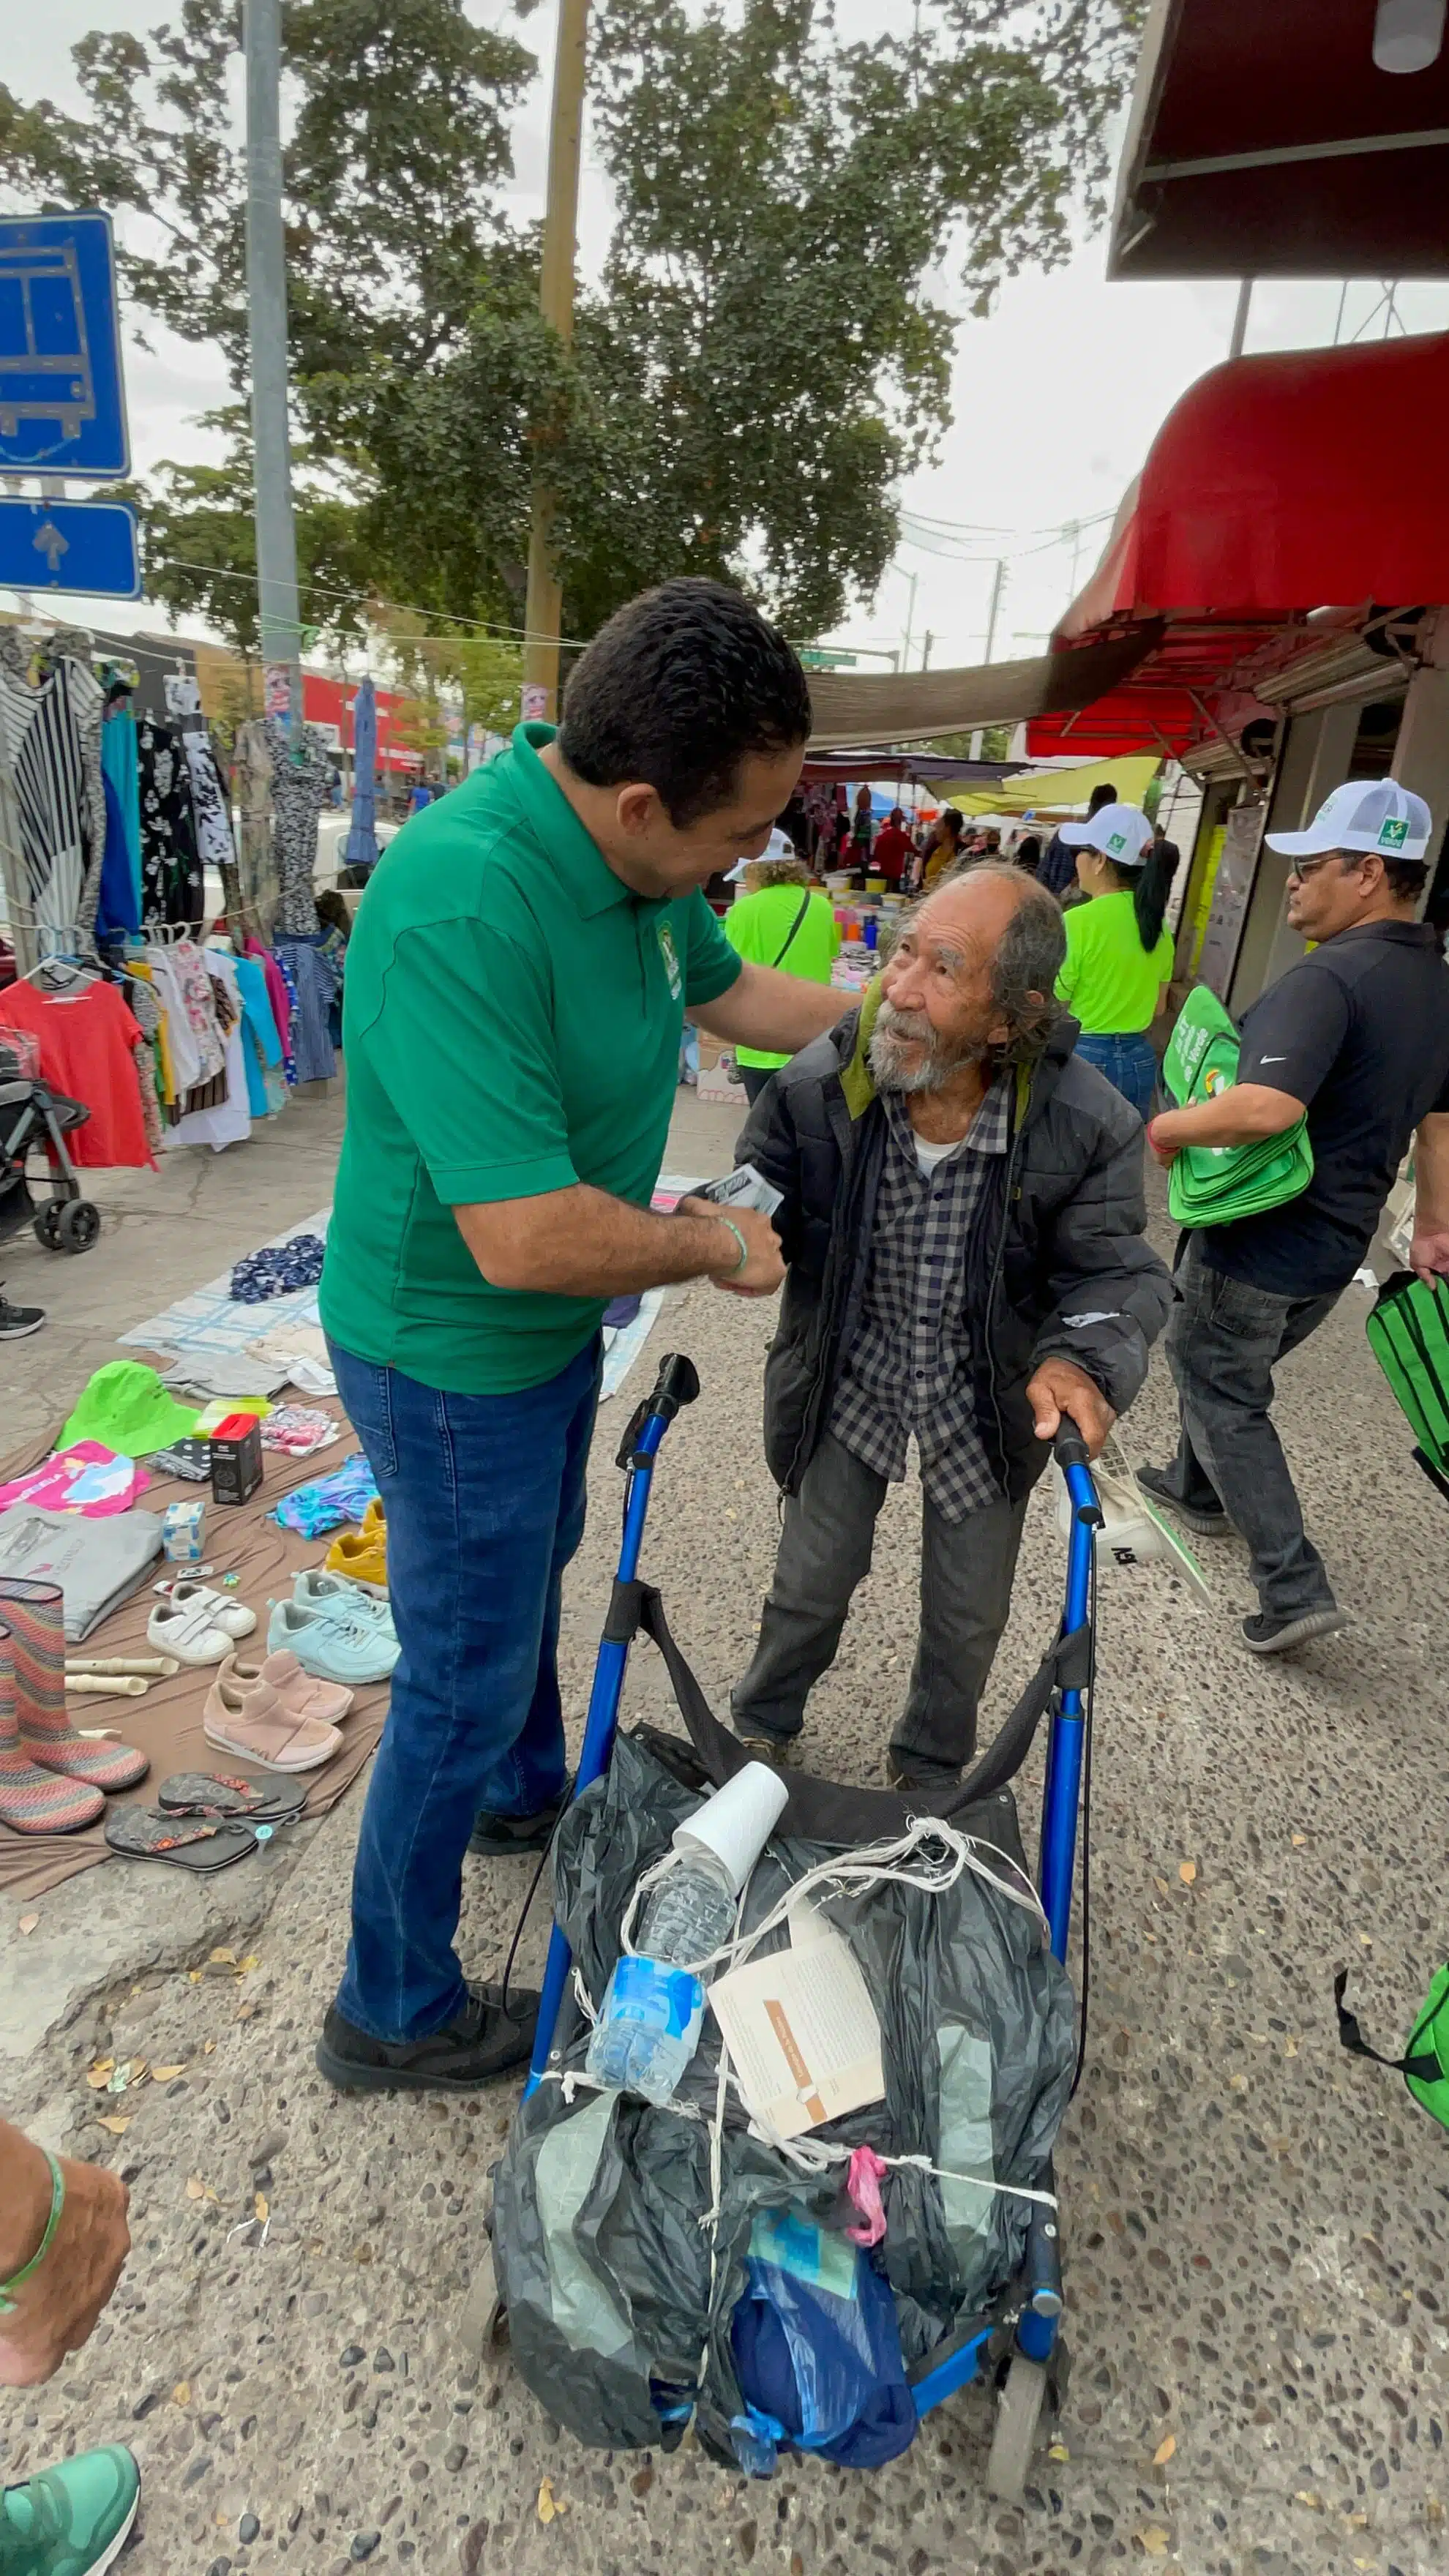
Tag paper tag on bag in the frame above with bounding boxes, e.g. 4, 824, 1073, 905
708, 1917, 883, 2138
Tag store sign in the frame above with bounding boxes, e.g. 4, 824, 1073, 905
1197, 801, 1266, 1001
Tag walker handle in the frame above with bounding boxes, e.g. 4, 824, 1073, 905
1052, 1413, 1092, 1472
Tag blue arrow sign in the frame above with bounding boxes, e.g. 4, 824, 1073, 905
0, 498, 141, 599
0, 212, 130, 478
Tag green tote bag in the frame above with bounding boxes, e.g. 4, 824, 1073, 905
1161, 986, 1314, 1230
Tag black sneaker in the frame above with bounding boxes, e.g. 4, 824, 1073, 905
469, 1781, 572, 1857
1242, 1606, 1347, 1655
1137, 1464, 1230, 1536
0, 1299, 45, 1341
315, 1981, 539, 2094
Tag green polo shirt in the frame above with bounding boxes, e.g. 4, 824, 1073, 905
319, 724, 742, 1393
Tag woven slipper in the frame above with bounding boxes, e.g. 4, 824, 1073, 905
105, 1807, 258, 1870
157, 1770, 306, 1824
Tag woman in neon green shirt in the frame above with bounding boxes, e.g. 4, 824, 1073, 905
724, 852, 842, 1103
1052, 801, 1175, 1118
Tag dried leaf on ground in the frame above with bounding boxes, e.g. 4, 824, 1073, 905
17, 1913, 37, 1934
1137, 2528, 1170, 2556
95, 2113, 130, 2135
1178, 1860, 1197, 1885
1153, 2435, 1176, 2465
254, 2192, 269, 2224
236, 1954, 260, 1974
1153, 1877, 1169, 1896
209, 1947, 236, 1966
1047, 2440, 1070, 2462
151, 2064, 186, 2082
1291, 1832, 1307, 1847
184, 2175, 219, 2204
537, 2476, 568, 2523
86, 2060, 115, 2090
173, 2381, 190, 2406
1228, 2073, 1248, 2092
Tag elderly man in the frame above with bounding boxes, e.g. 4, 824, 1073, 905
730, 864, 1172, 1787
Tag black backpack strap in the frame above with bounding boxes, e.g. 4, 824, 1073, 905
1334, 1969, 1442, 2084
769, 890, 812, 968
607, 1580, 1089, 1849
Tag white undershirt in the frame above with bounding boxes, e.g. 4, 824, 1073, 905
913, 1131, 966, 1175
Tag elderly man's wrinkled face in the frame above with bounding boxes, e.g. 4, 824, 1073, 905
872, 875, 1027, 1094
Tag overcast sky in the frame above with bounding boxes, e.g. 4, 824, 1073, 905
7, 1, 1449, 664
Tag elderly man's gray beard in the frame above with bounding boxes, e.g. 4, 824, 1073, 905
869, 997, 990, 1095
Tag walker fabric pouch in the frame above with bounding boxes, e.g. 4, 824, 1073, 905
1162, 985, 1314, 1230
1365, 1270, 1449, 1502
1336, 1966, 1449, 2132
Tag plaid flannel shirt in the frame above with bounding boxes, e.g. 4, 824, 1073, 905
828, 1077, 1013, 1523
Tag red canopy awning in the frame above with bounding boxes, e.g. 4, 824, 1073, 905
1029, 331, 1449, 757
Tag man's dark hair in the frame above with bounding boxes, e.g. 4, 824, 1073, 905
940, 808, 965, 841
1379, 855, 1429, 903
1087, 781, 1116, 815
558, 578, 812, 828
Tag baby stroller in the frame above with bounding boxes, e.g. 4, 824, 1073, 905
0, 1032, 101, 1255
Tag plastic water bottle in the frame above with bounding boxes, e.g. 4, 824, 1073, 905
585, 1761, 790, 2107
586, 1854, 738, 2105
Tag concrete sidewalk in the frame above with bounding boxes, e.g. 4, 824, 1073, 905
1, 1085, 1446, 2575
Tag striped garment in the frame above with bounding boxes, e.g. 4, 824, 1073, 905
0, 638, 104, 934
828, 1075, 1013, 1525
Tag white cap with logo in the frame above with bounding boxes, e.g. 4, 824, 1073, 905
1265, 779, 1434, 864
725, 825, 796, 883
1057, 802, 1155, 866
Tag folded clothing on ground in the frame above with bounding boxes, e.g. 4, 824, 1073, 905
260, 1406, 338, 1459
0, 1505, 165, 1639
0, 1444, 147, 1519
162, 1358, 292, 1403
230, 1235, 326, 1304
59, 1363, 201, 1460
270, 1453, 378, 1538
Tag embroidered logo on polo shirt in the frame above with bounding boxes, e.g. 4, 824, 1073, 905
1377, 816, 1409, 850
658, 921, 683, 999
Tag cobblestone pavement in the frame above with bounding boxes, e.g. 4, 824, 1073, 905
2, 1110, 1447, 2575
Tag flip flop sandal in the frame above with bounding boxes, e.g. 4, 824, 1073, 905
104, 1807, 258, 1871
157, 1770, 307, 1824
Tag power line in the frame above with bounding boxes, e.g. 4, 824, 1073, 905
147, 555, 593, 650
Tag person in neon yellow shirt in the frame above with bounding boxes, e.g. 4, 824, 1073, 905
724, 842, 842, 1102
1052, 802, 1175, 1119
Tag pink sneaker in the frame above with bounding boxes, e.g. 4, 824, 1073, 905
220, 1648, 353, 1726
203, 1671, 341, 1775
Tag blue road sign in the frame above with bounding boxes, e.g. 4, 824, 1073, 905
0, 498, 141, 599
0, 212, 130, 478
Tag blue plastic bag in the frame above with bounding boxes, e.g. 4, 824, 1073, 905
730, 2209, 916, 2475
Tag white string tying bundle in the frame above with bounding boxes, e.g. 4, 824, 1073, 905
553, 1812, 1059, 2227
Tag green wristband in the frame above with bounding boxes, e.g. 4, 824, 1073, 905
714, 1216, 749, 1277
0, 2150, 64, 2315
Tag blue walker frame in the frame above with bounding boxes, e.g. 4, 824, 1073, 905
522, 1352, 1101, 2442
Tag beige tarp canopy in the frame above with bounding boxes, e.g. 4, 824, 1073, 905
804, 627, 1159, 750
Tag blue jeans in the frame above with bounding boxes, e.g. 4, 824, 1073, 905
1074, 1030, 1158, 1120
328, 1336, 601, 2042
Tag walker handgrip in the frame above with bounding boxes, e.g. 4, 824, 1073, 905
1052, 1415, 1091, 1471
648, 1352, 701, 1419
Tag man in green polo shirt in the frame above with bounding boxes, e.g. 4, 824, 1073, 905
315, 578, 845, 2092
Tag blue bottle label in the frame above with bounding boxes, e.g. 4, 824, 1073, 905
607, 1954, 703, 2040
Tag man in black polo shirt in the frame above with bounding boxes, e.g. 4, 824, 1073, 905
1140, 780, 1449, 1654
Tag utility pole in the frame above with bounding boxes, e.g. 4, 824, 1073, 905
244, 0, 302, 745
1228, 277, 1253, 360
921, 629, 933, 671
900, 569, 918, 673
523, 0, 590, 722
970, 557, 1007, 760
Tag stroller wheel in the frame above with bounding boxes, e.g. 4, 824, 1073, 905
55, 1200, 101, 1255
985, 2354, 1047, 2504
32, 1203, 62, 1251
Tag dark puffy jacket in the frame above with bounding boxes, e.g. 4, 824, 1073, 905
737, 995, 1172, 1499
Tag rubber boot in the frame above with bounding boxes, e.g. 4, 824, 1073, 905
0, 1617, 104, 1833
0, 1578, 147, 1794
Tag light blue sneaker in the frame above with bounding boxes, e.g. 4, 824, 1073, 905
293, 1568, 396, 1636
268, 1596, 400, 1686
0, 2443, 140, 2572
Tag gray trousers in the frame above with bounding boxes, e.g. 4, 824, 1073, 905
731, 1429, 1027, 1783
1162, 1234, 1341, 1620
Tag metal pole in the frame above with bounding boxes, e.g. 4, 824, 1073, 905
983, 556, 1006, 663
901, 569, 918, 671
921, 629, 933, 671
523, 0, 590, 723
244, 0, 302, 746
1228, 277, 1253, 359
